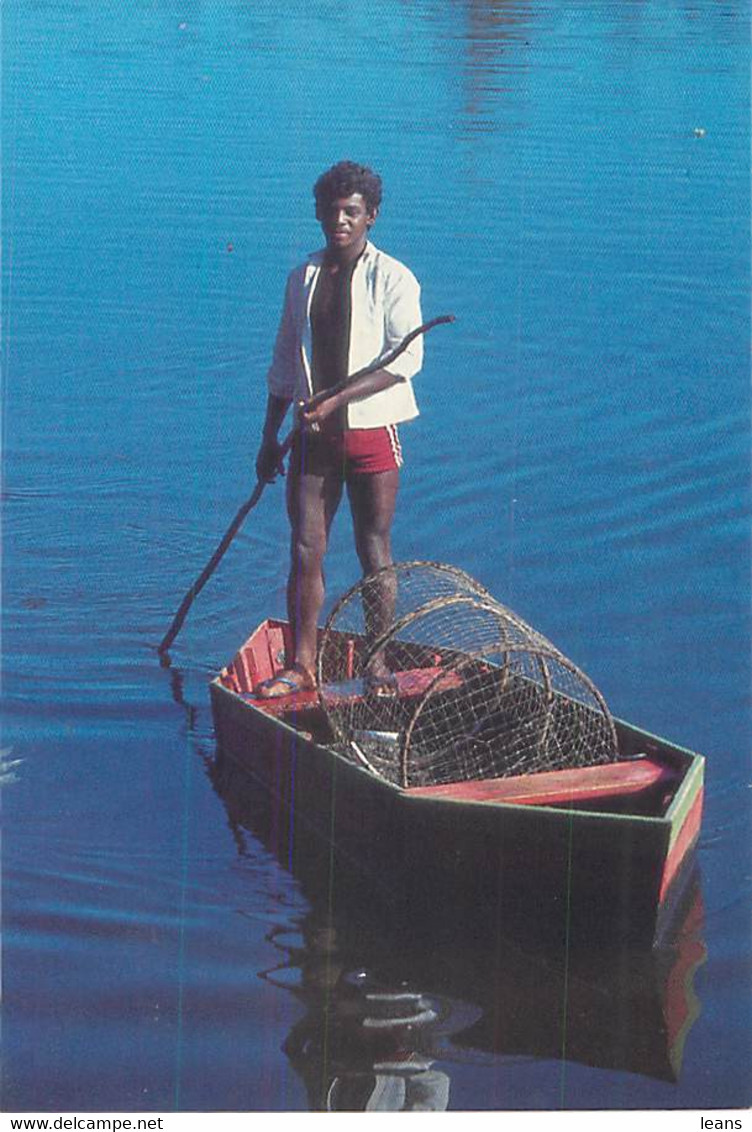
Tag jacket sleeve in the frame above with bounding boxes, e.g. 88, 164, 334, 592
382, 265, 423, 380
266, 271, 298, 398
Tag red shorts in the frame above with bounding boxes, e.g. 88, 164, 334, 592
292, 424, 403, 478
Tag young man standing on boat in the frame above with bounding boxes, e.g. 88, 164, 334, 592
254, 161, 423, 698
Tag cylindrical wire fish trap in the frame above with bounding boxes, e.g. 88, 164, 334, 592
317, 562, 619, 787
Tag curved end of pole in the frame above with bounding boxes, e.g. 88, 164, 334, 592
422, 313, 455, 331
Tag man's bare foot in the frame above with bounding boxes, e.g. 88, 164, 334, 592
255, 663, 316, 699
363, 667, 399, 698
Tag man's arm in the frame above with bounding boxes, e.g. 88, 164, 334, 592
381, 265, 423, 379
299, 368, 399, 428
257, 268, 300, 479
256, 393, 292, 481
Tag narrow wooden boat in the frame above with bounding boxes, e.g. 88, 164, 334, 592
210, 618, 705, 947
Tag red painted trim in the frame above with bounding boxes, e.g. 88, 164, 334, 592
233, 648, 254, 692
407, 758, 678, 806
660, 789, 704, 902
664, 887, 705, 1063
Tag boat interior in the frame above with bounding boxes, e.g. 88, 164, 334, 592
218, 620, 692, 818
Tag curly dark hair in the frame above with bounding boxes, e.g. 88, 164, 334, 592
313, 161, 383, 218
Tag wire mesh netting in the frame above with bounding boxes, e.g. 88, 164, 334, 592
317, 562, 619, 787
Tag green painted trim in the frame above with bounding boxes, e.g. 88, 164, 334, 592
399, 785, 664, 830
665, 755, 705, 849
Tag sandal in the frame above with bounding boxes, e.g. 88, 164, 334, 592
255, 664, 316, 699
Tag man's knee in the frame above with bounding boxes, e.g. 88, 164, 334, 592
291, 532, 326, 574
356, 530, 392, 573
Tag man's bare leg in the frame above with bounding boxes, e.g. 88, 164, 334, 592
287, 463, 343, 674
257, 458, 342, 697
347, 470, 399, 691
286, 464, 344, 674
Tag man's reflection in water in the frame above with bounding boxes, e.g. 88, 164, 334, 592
271, 922, 473, 1112
324, 1066, 450, 1113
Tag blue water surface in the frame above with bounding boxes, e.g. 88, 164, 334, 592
2, 0, 750, 1113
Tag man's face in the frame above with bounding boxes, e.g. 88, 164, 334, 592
318, 192, 376, 255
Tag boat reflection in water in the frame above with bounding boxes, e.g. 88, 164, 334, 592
210, 748, 706, 1111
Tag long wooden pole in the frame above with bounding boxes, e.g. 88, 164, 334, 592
158, 314, 454, 655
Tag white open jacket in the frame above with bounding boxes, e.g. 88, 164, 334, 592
266, 241, 423, 429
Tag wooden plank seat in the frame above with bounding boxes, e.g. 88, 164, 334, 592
406, 758, 678, 807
